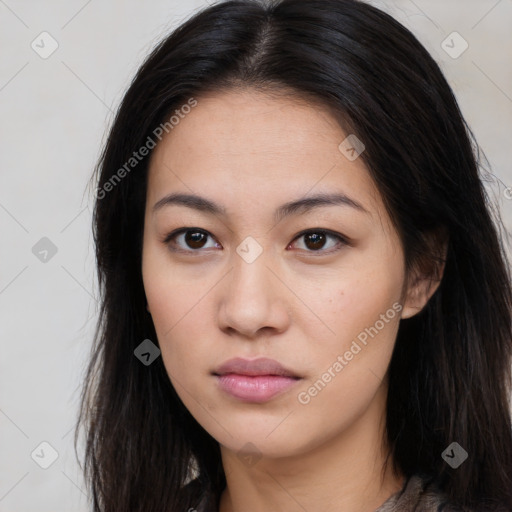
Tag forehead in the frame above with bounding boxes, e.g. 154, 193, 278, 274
146, 88, 383, 220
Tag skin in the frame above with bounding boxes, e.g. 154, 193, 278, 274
142, 88, 443, 512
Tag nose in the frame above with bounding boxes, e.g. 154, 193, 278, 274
217, 250, 291, 339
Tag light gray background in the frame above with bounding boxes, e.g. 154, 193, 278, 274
1, 1, 511, 511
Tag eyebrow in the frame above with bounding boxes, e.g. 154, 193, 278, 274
152, 191, 370, 222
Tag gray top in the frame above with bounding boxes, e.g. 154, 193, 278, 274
184, 473, 472, 512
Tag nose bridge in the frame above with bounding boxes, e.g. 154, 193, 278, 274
230, 236, 273, 304
218, 236, 288, 336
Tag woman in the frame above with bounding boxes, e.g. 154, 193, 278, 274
77, 0, 512, 510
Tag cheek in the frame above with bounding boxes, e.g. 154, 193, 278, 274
288, 256, 404, 417
146, 284, 213, 404
142, 247, 210, 374
293, 276, 402, 432
293, 253, 404, 350
143, 236, 208, 330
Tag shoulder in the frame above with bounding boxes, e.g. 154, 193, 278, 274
182, 474, 511, 512
374, 473, 445, 512
375, 473, 509, 512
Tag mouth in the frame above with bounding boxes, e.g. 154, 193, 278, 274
212, 356, 301, 378
212, 357, 302, 403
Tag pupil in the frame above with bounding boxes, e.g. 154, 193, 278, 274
305, 233, 325, 250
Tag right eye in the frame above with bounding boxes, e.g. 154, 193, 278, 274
163, 228, 222, 253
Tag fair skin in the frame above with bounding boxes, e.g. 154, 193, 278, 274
142, 88, 442, 512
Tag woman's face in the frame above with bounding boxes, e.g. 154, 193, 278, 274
142, 88, 416, 459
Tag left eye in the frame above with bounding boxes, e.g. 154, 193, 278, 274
290, 230, 347, 253
163, 228, 347, 254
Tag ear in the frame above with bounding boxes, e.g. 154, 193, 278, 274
401, 227, 449, 320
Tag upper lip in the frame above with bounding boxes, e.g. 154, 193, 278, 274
213, 357, 301, 378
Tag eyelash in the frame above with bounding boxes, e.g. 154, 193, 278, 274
162, 228, 349, 256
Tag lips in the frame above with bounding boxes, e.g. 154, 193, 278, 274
212, 357, 300, 378
212, 357, 302, 403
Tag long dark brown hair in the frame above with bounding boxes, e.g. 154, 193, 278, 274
77, 0, 512, 510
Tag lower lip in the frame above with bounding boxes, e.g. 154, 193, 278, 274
215, 374, 300, 402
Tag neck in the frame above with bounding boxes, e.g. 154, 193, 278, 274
218, 385, 404, 512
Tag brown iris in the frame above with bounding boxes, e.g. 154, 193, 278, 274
185, 231, 208, 249
303, 232, 326, 250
